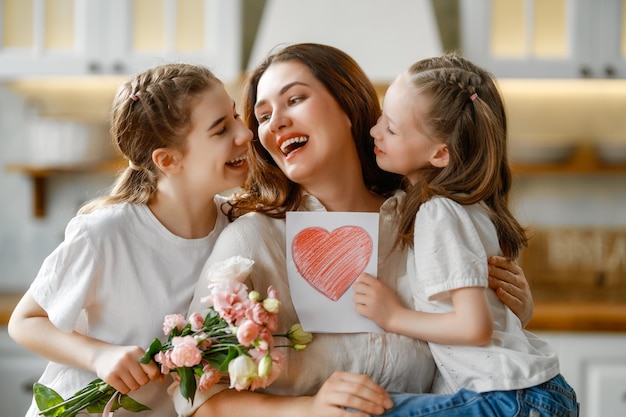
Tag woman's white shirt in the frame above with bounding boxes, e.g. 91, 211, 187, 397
172, 191, 435, 416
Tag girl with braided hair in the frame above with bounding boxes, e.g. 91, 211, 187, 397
352, 53, 578, 416
9, 63, 252, 417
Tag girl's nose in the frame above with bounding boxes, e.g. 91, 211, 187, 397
237, 123, 253, 145
370, 121, 380, 139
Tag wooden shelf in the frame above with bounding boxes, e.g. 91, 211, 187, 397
6, 159, 125, 217
511, 144, 626, 175
6, 143, 626, 218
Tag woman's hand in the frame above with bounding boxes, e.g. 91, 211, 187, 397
488, 256, 534, 327
308, 371, 393, 417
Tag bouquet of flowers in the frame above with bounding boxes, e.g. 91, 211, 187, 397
33, 256, 312, 416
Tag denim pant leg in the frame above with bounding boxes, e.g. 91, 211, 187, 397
374, 375, 578, 417
378, 390, 504, 417
511, 374, 579, 417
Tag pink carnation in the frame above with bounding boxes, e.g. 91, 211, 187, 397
163, 314, 186, 335
188, 312, 205, 331
246, 302, 270, 326
249, 349, 286, 390
198, 365, 222, 392
256, 327, 275, 351
236, 320, 261, 346
209, 280, 250, 325
154, 351, 176, 374
170, 336, 202, 367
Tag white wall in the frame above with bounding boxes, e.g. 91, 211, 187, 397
0, 86, 114, 292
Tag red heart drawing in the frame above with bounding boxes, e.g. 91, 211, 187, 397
292, 226, 373, 301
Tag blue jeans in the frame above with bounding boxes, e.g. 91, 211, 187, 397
378, 375, 578, 417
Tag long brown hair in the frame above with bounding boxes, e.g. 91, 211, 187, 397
79, 63, 221, 214
226, 43, 402, 220
397, 53, 528, 258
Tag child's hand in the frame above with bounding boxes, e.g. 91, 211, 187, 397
352, 273, 403, 330
94, 345, 161, 394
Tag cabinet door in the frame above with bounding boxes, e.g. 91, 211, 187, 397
594, 0, 626, 78
587, 362, 626, 417
537, 332, 626, 417
460, 0, 587, 78
0, 329, 48, 417
0, 0, 100, 79
104, 0, 242, 82
0, 355, 48, 416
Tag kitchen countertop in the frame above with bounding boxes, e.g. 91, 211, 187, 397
2, 292, 626, 332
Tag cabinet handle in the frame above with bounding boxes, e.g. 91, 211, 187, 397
88, 61, 102, 73
579, 66, 593, 78
605, 65, 616, 78
111, 62, 125, 74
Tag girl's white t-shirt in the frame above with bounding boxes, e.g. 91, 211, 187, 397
25, 196, 229, 417
411, 196, 560, 394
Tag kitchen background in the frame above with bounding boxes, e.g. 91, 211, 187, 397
0, 1, 625, 416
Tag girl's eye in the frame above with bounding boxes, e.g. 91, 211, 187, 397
386, 126, 395, 135
216, 126, 227, 135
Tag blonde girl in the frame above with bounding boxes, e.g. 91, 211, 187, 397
353, 53, 578, 416
9, 63, 252, 417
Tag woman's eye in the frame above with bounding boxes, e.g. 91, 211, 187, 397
288, 95, 303, 105
386, 126, 395, 135
256, 113, 271, 123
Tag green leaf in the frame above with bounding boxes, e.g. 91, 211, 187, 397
204, 309, 220, 326
33, 383, 65, 410
178, 366, 197, 404
140, 338, 163, 364
215, 346, 239, 373
119, 394, 152, 412
85, 393, 115, 413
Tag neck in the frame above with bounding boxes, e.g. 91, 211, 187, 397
148, 182, 217, 239
303, 179, 385, 213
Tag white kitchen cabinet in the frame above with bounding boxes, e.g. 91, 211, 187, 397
537, 332, 626, 417
0, 328, 47, 417
460, 0, 626, 78
0, 0, 242, 82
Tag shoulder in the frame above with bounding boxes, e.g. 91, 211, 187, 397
222, 212, 285, 239
68, 203, 145, 240
214, 212, 284, 251
417, 196, 468, 221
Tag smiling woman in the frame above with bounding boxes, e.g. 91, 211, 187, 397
170, 43, 535, 417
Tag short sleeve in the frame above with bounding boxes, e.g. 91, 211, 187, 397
412, 197, 489, 301
29, 216, 100, 332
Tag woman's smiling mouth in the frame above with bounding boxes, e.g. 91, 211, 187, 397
280, 136, 309, 155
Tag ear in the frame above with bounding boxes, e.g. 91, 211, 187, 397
152, 148, 182, 174
430, 144, 449, 168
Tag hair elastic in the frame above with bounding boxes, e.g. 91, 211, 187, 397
129, 93, 140, 102
469, 92, 478, 101
128, 160, 144, 171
